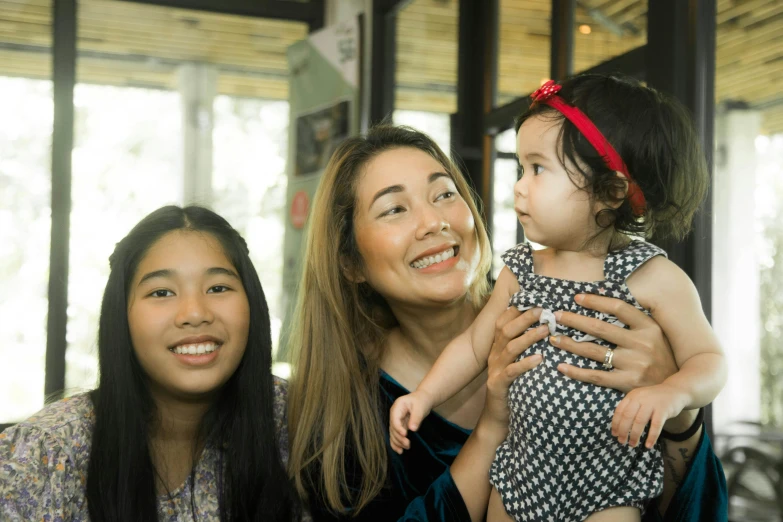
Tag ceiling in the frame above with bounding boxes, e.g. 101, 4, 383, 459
396, 0, 782, 133
0, 0, 780, 133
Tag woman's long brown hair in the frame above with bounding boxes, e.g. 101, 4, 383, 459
287, 125, 492, 515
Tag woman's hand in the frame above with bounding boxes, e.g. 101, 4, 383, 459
482, 307, 547, 433
550, 294, 678, 393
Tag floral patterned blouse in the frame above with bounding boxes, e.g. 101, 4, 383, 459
0, 377, 291, 520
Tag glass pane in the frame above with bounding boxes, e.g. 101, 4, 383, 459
212, 97, 289, 363
66, 85, 182, 392
756, 135, 783, 426
497, 0, 551, 105
712, 1, 782, 445
492, 158, 519, 280
496, 127, 517, 154
0, 0, 52, 423
393, 110, 451, 155
396, 0, 458, 114
67, 2, 306, 389
573, 2, 647, 73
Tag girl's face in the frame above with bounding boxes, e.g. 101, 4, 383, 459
127, 230, 250, 403
514, 115, 601, 249
352, 147, 480, 309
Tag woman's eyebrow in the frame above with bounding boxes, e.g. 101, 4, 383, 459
370, 184, 404, 209
428, 172, 450, 183
369, 171, 451, 210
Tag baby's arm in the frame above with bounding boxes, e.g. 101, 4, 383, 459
389, 267, 519, 453
616, 256, 727, 448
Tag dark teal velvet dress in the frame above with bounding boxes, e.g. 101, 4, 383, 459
308, 371, 727, 522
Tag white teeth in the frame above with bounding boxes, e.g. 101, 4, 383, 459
411, 247, 455, 269
172, 342, 219, 356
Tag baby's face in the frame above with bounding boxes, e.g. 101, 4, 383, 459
514, 116, 601, 250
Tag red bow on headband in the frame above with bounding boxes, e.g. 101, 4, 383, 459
530, 80, 647, 216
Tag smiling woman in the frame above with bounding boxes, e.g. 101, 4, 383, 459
352, 147, 482, 308
0, 206, 302, 521
127, 231, 250, 401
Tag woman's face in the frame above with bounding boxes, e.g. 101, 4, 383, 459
127, 230, 250, 403
352, 147, 480, 309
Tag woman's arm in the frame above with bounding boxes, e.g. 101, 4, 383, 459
449, 306, 546, 522
657, 408, 702, 515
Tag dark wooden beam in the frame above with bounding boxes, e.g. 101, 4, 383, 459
647, 0, 717, 436
45, 0, 77, 399
452, 0, 499, 230
119, 0, 324, 26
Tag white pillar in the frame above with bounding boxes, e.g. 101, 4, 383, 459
712, 104, 763, 432
178, 63, 217, 206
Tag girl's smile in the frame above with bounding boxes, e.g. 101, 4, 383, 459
127, 230, 250, 401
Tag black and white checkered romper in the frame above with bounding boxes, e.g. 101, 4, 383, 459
488, 241, 665, 521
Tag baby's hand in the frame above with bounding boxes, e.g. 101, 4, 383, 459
612, 384, 689, 449
389, 391, 434, 454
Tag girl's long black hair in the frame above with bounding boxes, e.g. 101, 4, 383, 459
86, 205, 300, 521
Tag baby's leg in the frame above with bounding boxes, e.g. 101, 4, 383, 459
585, 506, 641, 522
487, 487, 515, 522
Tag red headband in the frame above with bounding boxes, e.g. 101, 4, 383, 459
530, 80, 646, 216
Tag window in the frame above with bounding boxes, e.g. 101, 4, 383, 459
0, 77, 52, 422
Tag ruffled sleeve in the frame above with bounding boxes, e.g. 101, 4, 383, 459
0, 424, 81, 520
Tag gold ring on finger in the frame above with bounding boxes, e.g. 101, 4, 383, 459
602, 347, 615, 370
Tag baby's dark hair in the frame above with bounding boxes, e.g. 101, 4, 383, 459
515, 74, 708, 241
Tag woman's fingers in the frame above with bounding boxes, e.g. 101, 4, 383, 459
554, 310, 637, 348
572, 294, 657, 330
494, 307, 542, 348
503, 354, 543, 384
504, 326, 549, 358
488, 307, 546, 373
549, 335, 615, 364
557, 363, 634, 394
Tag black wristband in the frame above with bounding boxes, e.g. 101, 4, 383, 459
661, 408, 704, 442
